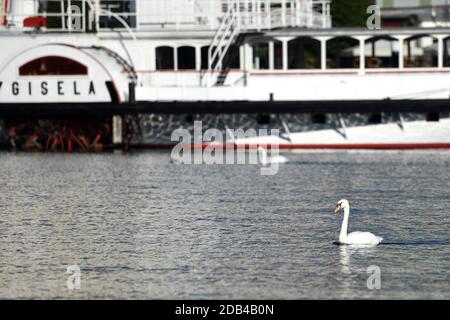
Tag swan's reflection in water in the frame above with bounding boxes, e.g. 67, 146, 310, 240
338, 244, 379, 298
338, 246, 352, 298
339, 244, 379, 271
339, 246, 351, 275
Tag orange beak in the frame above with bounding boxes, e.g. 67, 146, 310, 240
334, 206, 340, 214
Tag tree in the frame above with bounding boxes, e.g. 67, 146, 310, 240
331, 0, 374, 27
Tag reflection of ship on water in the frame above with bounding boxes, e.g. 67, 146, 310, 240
1, 0, 450, 151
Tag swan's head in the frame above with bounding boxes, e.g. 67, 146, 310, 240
334, 199, 349, 214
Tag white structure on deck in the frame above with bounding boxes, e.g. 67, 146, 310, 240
1, 0, 332, 30
0, 0, 450, 103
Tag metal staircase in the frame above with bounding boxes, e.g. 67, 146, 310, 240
214, 33, 245, 86
202, 0, 241, 87
202, 0, 332, 87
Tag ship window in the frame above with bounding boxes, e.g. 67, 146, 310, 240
426, 113, 440, 122
327, 37, 359, 69
274, 41, 283, 70
225, 45, 241, 69
19, 56, 88, 76
201, 45, 240, 70
404, 35, 438, 68
201, 46, 210, 70
288, 37, 321, 69
185, 114, 194, 123
99, 0, 137, 29
444, 37, 450, 67
177, 46, 196, 70
252, 42, 269, 70
156, 46, 175, 70
368, 113, 382, 124
312, 114, 327, 124
256, 114, 271, 125
365, 36, 399, 69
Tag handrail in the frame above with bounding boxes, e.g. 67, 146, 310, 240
208, 1, 238, 70
201, 0, 241, 86
0, 0, 331, 32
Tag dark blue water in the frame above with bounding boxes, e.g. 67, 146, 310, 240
0, 151, 448, 299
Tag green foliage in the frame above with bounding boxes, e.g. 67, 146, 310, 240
331, 0, 373, 27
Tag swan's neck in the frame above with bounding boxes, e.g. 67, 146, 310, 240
339, 206, 350, 243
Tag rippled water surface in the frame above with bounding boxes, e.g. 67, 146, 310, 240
0, 151, 449, 299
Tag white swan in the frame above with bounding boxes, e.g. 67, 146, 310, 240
257, 146, 288, 166
334, 199, 383, 245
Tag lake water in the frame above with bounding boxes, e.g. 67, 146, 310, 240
0, 151, 448, 299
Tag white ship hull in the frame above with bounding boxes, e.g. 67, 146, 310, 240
234, 118, 450, 149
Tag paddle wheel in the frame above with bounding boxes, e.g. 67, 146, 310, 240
3, 118, 113, 152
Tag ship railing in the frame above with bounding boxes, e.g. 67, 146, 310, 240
128, 0, 331, 31
0, 0, 91, 32
0, 0, 331, 33
0, 0, 137, 32
252, 1, 331, 30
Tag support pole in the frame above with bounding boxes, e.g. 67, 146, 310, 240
174, 46, 178, 71
359, 37, 367, 75
318, 37, 329, 70
128, 82, 136, 104
112, 115, 123, 147
269, 41, 274, 70
195, 45, 202, 71
282, 39, 288, 71
397, 36, 407, 70
437, 35, 445, 69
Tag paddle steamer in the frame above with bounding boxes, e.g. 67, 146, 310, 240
1, 0, 450, 150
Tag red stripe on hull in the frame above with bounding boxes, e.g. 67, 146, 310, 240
278, 143, 450, 150
133, 143, 450, 150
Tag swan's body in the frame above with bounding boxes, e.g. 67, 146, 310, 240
343, 231, 383, 245
257, 147, 288, 166
335, 199, 383, 245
